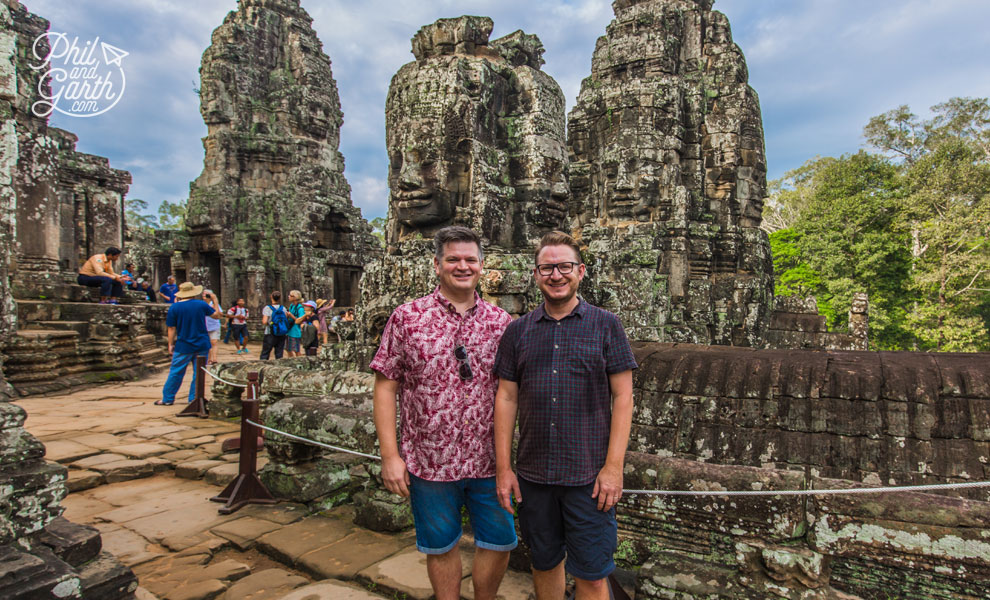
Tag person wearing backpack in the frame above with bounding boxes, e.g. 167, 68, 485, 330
284, 289, 305, 358
261, 290, 288, 360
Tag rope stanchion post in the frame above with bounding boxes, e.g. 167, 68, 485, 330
210, 371, 275, 514
221, 371, 264, 454
176, 355, 209, 418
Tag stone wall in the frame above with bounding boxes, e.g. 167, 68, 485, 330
0, 3, 138, 597
51, 127, 132, 279
185, 0, 378, 313
569, 0, 774, 346
767, 294, 870, 351
238, 340, 990, 599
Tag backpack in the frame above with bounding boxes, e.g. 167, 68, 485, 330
267, 305, 289, 336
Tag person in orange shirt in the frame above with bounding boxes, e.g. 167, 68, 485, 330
77, 247, 131, 304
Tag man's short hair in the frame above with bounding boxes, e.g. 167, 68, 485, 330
535, 231, 583, 264
167, 275, 175, 281
271, 291, 281, 302
105, 246, 121, 257
433, 226, 483, 261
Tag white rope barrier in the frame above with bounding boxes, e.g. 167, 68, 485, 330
246, 419, 382, 461
201, 367, 248, 388
246, 419, 990, 497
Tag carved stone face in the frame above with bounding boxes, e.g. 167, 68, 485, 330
517, 157, 568, 228
597, 146, 661, 220
387, 117, 470, 232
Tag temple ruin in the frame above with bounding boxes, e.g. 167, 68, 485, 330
182, 0, 378, 314
568, 0, 774, 347
0, 2, 138, 597
352, 16, 569, 357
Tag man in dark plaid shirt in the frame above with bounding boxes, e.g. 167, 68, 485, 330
494, 231, 636, 600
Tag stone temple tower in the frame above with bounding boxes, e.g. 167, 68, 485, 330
185, 0, 378, 312
568, 0, 774, 346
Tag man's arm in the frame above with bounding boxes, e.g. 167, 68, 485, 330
372, 372, 409, 497
494, 378, 522, 514
167, 325, 176, 354
593, 369, 634, 511
262, 309, 270, 327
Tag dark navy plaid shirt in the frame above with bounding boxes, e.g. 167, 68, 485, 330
493, 299, 637, 486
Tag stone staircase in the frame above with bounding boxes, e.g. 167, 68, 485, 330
1, 296, 171, 397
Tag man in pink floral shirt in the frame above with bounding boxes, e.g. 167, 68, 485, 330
371, 226, 515, 600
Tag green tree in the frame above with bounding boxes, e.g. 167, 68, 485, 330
158, 199, 187, 230
370, 216, 386, 246
762, 156, 836, 233
125, 198, 157, 230
902, 140, 990, 351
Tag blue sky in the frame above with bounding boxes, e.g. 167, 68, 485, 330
24, 0, 990, 222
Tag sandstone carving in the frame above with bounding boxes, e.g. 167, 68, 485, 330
384, 16, 568, 250
569, 0, 773, 346
184, 0, 378, 313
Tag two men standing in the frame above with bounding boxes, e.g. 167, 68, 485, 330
373, 227, 635, 600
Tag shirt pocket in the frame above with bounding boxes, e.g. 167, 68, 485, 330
564, 333, 604, 375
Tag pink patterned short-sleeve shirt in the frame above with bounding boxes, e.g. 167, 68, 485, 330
370, 287, 511, 482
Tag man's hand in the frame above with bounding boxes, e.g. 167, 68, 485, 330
381, 455, 410, 497
168, 344, 174, 355
496, 468, 522, 514
592, 463, 623, 511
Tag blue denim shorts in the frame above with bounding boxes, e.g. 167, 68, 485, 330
408, 473, 518, 555
517, 476, 617, 581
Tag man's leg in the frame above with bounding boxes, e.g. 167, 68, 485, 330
463, 477, 516, 600
274, 335, 286, 359
532, 561, 566, 600
426, 548, 463, 600
186, 351, 208, 402
471, 548, 510, 600
161, 352, 194, 404
573, 576, 609, 600
260, 333, 274, 359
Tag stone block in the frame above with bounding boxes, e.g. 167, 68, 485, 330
220, 569, 307, 600
44, 439, 101, 463
175, 460, 226, 480
298, 529, 411, 580
77, 550, 139, 600
66, 469, 104, 492
256, 517, 354, 565
91, 459, 155, 483
164, 579, 226, 600
205, 463, 239, 487
357, 544, 471, 600
352, 489, 414, 532
72, 453, 128, 469
31, 517, 102, 567
210, 517, 282, 551
111, 443, 174, 459
279, 580, 390, 599
259, 456, 351, 502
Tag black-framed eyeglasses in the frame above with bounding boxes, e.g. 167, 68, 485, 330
454, 345, 473, 380
536, 262, 580, 277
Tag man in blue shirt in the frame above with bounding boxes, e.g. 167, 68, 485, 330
158, 282, 222, 406
158, 275, 179, 303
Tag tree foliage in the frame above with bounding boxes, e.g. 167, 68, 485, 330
157, 199, 187, 230
124, 198, 157, 231
768, 97, 990, 351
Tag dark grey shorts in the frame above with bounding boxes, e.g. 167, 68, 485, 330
517, 476, 617, 581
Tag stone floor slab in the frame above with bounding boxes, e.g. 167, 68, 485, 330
90, 459, 155, 483
163, 579, 227, 600
74, 432, 126, 449
66, 469, 104, 493
205, 463, 239, 487
221, 568, 308, 600
256, 517, 355, 565
176, 459, 226, 479
97, 524, 168, 567
111, 442, 175, 459
278, 580, 390, 600
298, 530, 411, 580
125, 499, 242, 544
237, 503, 307, 525
210, 517, 282, 551
61, 493, 116, 523
44, 439, 102, 463
357, 544, 472, 600
73, 453, 128, 469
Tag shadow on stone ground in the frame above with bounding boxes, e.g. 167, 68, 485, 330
21, 341, 542, 600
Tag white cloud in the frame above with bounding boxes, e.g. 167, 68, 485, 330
19, 0, 990, 214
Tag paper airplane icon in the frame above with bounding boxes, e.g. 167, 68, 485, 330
101, 42, 128, 66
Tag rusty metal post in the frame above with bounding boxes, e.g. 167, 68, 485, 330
210, 371, 275, 514
176, 355, 209, 418
221, 371, 264, 453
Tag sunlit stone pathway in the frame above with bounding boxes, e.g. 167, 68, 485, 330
19, 342, 537, 600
